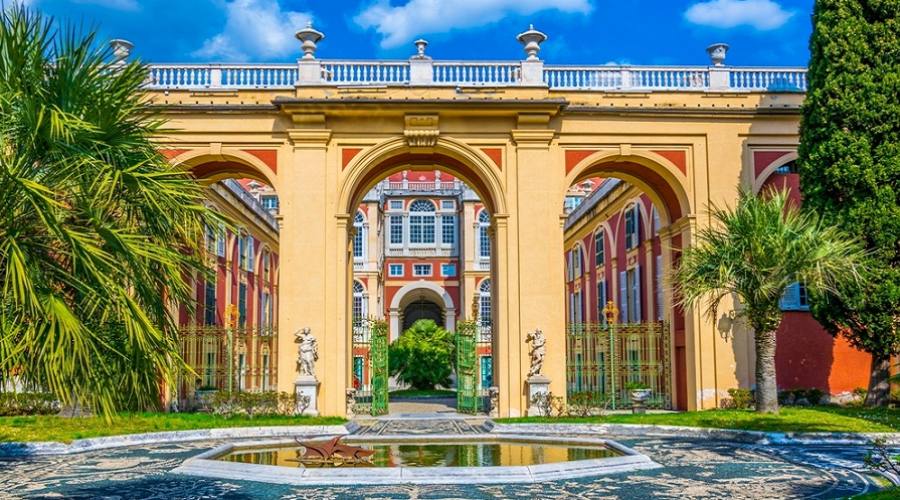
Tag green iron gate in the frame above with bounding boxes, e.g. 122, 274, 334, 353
351, 318, 389, 416
370, 320, 389, 416
456, 320, 480, 414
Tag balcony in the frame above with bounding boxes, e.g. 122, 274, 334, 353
385, 180, 462, 191
385, 246, 456, 258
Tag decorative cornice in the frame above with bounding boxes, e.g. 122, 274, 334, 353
287, 128, 332, 146
510, 129, 554, 147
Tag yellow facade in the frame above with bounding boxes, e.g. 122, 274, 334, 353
152, 70, 803, 416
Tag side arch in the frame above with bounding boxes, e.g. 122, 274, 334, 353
168, 147, 280, 192
565, 150, 692, 225
388, 280, 457, 338
753, 151, 799, 193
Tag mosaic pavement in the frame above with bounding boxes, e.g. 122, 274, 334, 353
0, 435, 891, 499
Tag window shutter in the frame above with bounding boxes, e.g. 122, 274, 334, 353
780, 282, 801, 311
656, 255, 663, 321
634, 265, 642, 323
619, 271, 628, 323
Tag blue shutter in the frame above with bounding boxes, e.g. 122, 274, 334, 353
656, 255, 663, 321
619, 271, 628, 323
780, 282, 801, 311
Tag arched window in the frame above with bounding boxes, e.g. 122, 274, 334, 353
409, 200, 436, 244
594, 229, 605, 267
353, 211, 366, 259
477, 210, 491, 258
352, 281, 367, 323
478, 279, 492, 329
624, 203, 641, 250
573, 245, 583, 277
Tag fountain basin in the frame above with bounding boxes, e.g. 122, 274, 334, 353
172, 433, 661, 485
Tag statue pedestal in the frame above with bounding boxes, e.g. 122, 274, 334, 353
294, 376, 319, 416
526, 374, 551, 416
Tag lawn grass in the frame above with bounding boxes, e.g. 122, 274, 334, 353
850, 487, 900, 499
497, 406, 900, 434
388, 389, 456, 399
0, 412, 345, 443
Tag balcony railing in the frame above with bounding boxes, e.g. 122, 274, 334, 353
385, 246, 456, 257
145, 60, 807, 93
386, 180, 461, 191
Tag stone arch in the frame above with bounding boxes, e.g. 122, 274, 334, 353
565, 150, 692, 225
753, 151, 799, 194
388, 281, 456, 339
338, 136, 508, 217
592, 220, 616, 263
168, 147, 280, 192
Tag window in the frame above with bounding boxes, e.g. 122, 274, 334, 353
352, 281, 367, 321
204, 279, 216, 326
775, 162, 798, 174
570, 290, 583, 323
567, 250, 574, 282
262, 251, 270, 277
238, 233, 247, 270
413, 264, 432, 277
261, 195, 279, 212
564, 196, 583, 213
594, 230, 605, 267
625, 204, 641, 250
441, 200, 456, 210
409, 200, 436, 244
573, 246, 583, 277
353, 211, 365, 259
389, 215, 403, 245
353, 356, 364, 389
441, 263, 456, 277
655, 255, 663, 320
216, 224, 226, 257
205, 225, 216, 253
388, 263, 404, 277
596, 280, 608, 324
478, 211, 491, 258
238, 282, 247, 327
237, 353, 246, 391
623, 267, 642, 323
389, 200, 403, 210
441, 215, 456, 245
259, 292, 271, 330
780, 282, 810, 311
652, 206, 661, 236
478, 279, 491, 327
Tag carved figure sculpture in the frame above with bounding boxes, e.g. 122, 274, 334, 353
294, 328, 318, 377
295, 436, 375, 464
346, 388, 357, 418
525, 329, 546, 377
488, 386, 500, 418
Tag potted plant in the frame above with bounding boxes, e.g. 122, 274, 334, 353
626, 382, 652, 414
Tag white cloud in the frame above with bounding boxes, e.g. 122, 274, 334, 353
73, 0, 139, 10
685, 0, 793, 30
194, 0, 312, 61
355, 0, 592, 49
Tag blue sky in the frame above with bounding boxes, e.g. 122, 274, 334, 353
21, 0, 813, 66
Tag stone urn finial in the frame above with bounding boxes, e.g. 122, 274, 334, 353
295, 21, 325, 60
109, 39, 133, 62
413, 38, 430, 60
516, 24, 548, 61
706, 42, 729, 67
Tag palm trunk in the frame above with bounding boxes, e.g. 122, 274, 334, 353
864, 354, 891, 407
755, 329, 779, 413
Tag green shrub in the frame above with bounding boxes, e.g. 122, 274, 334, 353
567, 391, 610, 417
722, 388, 754, 409
209, 391, 295, 418
0, 392, 59, 416
389, 319, 455, 390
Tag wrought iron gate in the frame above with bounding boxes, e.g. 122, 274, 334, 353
566, 322, 672, 409
351, 318, 389, 416
456, 320, 480, 414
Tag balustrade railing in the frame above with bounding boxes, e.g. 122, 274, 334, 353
386, 181, 460, 190
146, 61, 806, 92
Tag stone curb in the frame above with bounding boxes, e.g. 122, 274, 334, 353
492, 423, 900, 446
0, 425, 349, 458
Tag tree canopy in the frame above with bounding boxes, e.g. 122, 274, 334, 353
797, 0, 900, 405
388, 319, 455, 390
0, 7, 216, 416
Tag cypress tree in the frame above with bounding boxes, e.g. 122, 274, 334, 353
798, 0, 900, 406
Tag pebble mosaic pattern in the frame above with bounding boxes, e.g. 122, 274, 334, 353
0, 434, 890, 499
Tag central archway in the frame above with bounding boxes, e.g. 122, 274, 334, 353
389, 280, 457, 340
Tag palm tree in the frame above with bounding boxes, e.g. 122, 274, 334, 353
0, 7, 216, 416
673, 188, 865, 413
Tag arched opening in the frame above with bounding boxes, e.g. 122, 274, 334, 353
167, 151, 280, 410
562, 153, 692, 411
341, 139, 503, 415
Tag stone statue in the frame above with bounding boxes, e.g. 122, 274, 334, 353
294, 328, 318, 377
525, 329, 546, 378
346, 388, 357, 418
